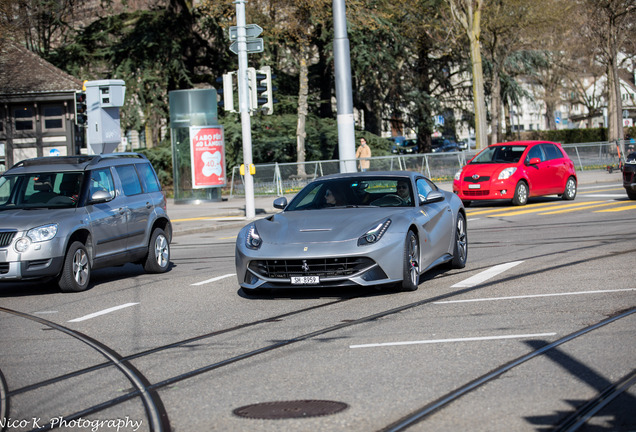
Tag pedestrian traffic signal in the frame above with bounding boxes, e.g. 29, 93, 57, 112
74, 91, 87, 126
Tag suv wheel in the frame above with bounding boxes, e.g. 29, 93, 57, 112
58, 241, 91, 292
144, 228, 170, 273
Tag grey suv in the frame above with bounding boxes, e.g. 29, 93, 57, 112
0, 153, 172, 292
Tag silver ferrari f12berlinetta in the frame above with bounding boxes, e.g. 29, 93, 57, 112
235, 171, 467, 293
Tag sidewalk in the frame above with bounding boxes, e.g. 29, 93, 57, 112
168, 169, 624, 236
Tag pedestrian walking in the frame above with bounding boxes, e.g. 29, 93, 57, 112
356, 138, 371, 172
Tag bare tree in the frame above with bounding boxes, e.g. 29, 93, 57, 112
581, 0, 636, 141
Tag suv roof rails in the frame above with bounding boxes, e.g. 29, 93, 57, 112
9, 153, 147, 170
85, 152, 147, 166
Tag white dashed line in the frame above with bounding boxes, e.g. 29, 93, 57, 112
451, 261, 524, 288
191, 273, 236, 286
350, 333, 556, 349
68, 303, 139, 323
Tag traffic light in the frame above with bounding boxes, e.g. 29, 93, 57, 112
257, 65, 274, 115
216, 72, 236, 112
74, 91, 87, 126
247, 66, 274, 115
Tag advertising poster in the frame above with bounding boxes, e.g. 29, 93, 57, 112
189, 126, 226, 188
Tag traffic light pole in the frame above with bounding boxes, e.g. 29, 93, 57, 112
333, 0, 357, 173
235, 0, 256, 219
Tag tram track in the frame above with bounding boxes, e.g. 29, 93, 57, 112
2, 253, 634, 431
2, 282, 490, 431
379, 308, 636, 432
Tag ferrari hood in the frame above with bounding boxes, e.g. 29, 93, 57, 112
254, 208, 397, 244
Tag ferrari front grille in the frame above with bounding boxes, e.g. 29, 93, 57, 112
249, 257, 375, 279
0, 230, 17, 248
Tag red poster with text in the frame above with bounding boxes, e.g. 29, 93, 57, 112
189, 126, 226, 188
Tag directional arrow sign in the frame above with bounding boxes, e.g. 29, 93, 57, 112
229, 24, 263, 41
229, 38, 264, 55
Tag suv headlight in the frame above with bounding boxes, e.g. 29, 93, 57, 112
498, 167, 517, 180
246, 224, 262, 250
27, 224, 58, 242
358, 219, 391, 246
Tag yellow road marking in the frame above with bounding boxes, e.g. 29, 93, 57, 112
172, 215, 244, 222
595, 203, 636, 212
488, 201, 606, 217
579, 187, 625, 194
466, 201, 558, 216
539, 201, 620, 214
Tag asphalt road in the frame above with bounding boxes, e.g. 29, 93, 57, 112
0, 179, 634, 432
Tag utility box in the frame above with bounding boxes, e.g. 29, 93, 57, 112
85, 80, 126, 154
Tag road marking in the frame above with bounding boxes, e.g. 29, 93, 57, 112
596, 203, 636, 212
539, 201, 620, 214
350, 332, 556, 349
172, 216, 246, 222
68, 303, 139, 322
466, 202, 556, 216
434, 288, 636, 304
191, 273, 236, 286
451, 261, 524, 288
579, 187, 624, 194
583, 194, 628, 198
488, 201, 605, 217
219, 235, 238, 240
34, 311, 58, 315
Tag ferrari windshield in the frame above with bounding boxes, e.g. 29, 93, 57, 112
286, 177, 414, 211
470, 145, 527, 164
0, 171, 84, 210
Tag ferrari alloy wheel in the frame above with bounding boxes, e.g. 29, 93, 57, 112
562, 177, 577, 200
401, 230, 419, 291
512, 181, 528, 206
451, 213, 468, 268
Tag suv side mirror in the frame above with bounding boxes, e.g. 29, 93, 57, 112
90, 190, 113, 203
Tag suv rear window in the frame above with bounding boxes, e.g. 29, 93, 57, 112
115, 165, 143, 196
136, 163, 161, 193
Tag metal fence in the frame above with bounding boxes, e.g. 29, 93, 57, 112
228, 140, 627, 198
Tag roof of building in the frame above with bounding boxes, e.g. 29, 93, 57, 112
0, 39, 82, 95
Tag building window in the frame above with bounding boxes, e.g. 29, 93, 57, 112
42, 105, 64, 131
14, 106, 34, 131
0, 107, 4, 133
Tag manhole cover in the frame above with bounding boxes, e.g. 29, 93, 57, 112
233, 400, 349, 419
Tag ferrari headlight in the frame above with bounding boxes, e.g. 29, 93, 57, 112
246, 224, 262, 250
358, 219, 391, 246
454, 170, 462, 181
498, 167, 517, 180
27, 224, 58, 242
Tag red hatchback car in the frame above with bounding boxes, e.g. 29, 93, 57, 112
453, 140, 577, 206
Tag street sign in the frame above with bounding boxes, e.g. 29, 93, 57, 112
229, 24, 263, 41
229, 38, 264, 55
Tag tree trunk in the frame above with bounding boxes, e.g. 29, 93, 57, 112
296, 44, 309, 177
450, 0, 488, 150
607, 46, 624, 142
490, 61, 501, 145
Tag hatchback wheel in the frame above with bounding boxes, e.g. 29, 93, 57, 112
401, 230, 419, 291
450, 213, 468, 269
512, 181, 528, 206
144, 228, 170, 273
58, 241, 91, 292
562, 176, 577, 200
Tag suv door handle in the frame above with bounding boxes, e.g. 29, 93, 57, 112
146, 202, 152, 209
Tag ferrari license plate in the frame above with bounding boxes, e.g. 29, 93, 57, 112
291, 276, 319, 285
468, 184, 481, 189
